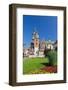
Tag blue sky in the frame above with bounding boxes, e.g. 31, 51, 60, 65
23, 15, 57, 48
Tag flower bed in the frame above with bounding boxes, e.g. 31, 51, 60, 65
41, 66, 57, 73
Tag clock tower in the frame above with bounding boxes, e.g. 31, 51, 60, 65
32, 31, 39, 56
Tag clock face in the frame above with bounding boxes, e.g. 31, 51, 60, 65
34, 39, 39, 47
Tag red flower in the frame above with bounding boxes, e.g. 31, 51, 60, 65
41, 66, 57, 73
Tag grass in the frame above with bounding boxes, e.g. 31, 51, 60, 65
23, 57, 49, 74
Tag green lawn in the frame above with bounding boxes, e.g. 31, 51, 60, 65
23, 57, 49, 74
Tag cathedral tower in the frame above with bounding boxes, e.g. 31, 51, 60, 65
32, 31, 39, 56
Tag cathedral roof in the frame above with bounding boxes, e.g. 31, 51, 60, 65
32, 32, 39, 39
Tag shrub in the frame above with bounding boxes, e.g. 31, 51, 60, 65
44, 49, 51, 57
46, 50, 57, 66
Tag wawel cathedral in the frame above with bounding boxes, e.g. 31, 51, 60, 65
23, 31, 57, 58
